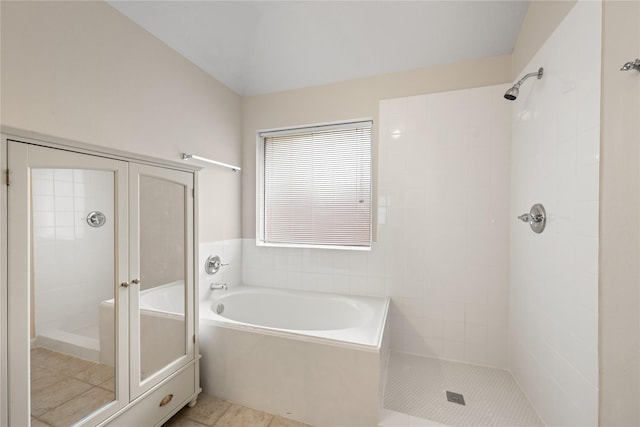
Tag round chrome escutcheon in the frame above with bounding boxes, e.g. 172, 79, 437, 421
86, 211, 107, 228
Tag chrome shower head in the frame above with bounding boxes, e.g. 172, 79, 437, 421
504, 67, 544, 101
503, 86, 519, 101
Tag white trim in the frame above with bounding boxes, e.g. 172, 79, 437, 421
1, 126, 201, 173
255, 241, 371, 251
0, 138, 6, 427
259, 119, 372, 138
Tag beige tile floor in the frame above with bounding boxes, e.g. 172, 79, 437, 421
31, 348, 309, 427
163, 393, 312, 427
30, 347, 115, 427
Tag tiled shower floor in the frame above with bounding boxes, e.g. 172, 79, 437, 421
383, 352, 544, 427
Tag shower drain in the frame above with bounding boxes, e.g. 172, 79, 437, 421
446, 391, 466, 406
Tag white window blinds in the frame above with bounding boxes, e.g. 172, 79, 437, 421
259, 121, 372, 249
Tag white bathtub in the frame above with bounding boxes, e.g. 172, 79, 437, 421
100, 281, 186, 377
139, 281, 185, 315
199, 285, 390, 427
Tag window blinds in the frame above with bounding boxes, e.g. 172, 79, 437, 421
260, 121, 372, 249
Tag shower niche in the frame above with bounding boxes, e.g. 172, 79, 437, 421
2, 132, 200, 426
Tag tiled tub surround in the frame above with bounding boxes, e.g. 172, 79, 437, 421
509, 1, 601, 425
243, 83, 511, 368
198, 285, 390, 427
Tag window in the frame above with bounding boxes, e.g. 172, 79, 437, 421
257, 120, 372, 250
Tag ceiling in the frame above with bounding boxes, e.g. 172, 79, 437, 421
108, 1, 530, 97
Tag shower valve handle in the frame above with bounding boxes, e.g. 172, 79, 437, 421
205, 255, 229, 275
518, 203, 547, 234
519, 213, 543, 223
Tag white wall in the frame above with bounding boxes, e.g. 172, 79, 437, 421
243, 84, 511, 368
509, 1, 601, 425
0, 0, 242, 243
32, 169, 114, 336
511, 0, 576, 79
242, 55, 513, 239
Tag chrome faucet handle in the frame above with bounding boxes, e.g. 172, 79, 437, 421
205, 255, 229, 275
518, 203, 546, 233
530, 213, 544, 223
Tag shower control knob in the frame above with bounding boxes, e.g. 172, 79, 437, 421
518, 203, 547, 234
205, 255, 229, 275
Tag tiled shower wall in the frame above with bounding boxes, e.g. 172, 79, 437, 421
32, 169, 114, 337
509, 1, 600, 425
242, 84, 511, 368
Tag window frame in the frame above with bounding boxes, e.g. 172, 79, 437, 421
256, 119, 373, 251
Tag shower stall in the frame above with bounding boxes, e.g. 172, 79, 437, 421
31, 168, 115, 362
378, 1, 601, 424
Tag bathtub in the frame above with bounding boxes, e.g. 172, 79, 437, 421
138, 281, 185, 315
99, 281, 186, 377
199, 285, 390, 427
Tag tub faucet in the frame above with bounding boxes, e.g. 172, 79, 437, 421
210, 283, 228, 291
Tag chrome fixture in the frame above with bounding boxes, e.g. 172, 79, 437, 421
205, 255, 228, 275
86, 211, 106, 228
216, 303, 225, 315
504, 67, 544, 101
210, 283, 228, 291
181, 153, 241, 172
518, 203, 547, 234
620, 59, 640, 72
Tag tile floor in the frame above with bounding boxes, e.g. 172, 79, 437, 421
31, 347, 308, 427
30, 347, 544, 427
165, 393, 449, 427
379, 409, 450, 427
384, 352, 543, 427
30, 347, 115, 427
163, 393, 311, 427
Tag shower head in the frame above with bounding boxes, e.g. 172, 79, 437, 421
504, 67, 544, 101
504, 86, 519, 101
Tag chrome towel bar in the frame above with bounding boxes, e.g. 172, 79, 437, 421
181, 153, 241, 172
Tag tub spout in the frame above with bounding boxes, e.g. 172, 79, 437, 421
210, 283, 228, 291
